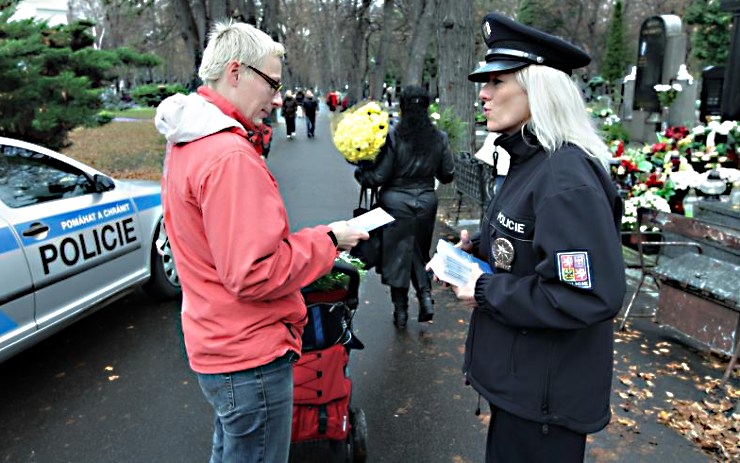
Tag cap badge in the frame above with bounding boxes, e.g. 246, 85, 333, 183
482, 21, 492, 41
492, 237, 514, 272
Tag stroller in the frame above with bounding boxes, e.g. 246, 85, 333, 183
288, 261, 368, 463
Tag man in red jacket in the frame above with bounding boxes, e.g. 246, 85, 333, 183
155, 22, 368, 463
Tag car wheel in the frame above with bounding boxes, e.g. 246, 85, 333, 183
144, 219, 181, 301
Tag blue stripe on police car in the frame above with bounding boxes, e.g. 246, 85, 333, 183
0, 226, 19, 255
133, 193, 161, 212
0, 311, 18, 336
15, 199, 136, 247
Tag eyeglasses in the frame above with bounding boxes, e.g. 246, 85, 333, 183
246, 65, 283, 94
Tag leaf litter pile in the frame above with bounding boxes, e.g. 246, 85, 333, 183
62, 119, 165, 181
612, 327, 739, 461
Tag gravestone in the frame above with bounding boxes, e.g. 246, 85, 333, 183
619, 66, 637, 121
671, 64, 699, 127
721, 0, 740, 120
700, 66, 725, 122
628, 15, 687, 142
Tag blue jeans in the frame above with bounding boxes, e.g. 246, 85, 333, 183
197, 354, 295, 463
305, 117, 315, 137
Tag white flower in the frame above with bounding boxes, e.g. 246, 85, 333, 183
691, 125, 706, 135
603, 114, 621, 126
622, 192, 672, 230
718, 120, 736, 135
654, 84, 671, 92
669, 170, 701, 190
671, 83, 683, 92
712, 167, 740, 183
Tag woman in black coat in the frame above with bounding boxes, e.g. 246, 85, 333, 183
355, 86, 454, 328
281, 90, 298, 139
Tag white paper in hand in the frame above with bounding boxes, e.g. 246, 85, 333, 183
347, 207, 395, 232
428, 240, 492, 287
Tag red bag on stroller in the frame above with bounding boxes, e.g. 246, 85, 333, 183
291, 344, 351, 442
290, 261, 368, 462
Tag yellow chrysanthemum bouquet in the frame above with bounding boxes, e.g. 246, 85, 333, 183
331, 101, 390, 164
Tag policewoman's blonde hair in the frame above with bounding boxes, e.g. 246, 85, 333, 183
198, 21, 285, 86
515, 65, 610, 170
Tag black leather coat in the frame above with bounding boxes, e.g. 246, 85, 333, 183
356, 128, 454, 288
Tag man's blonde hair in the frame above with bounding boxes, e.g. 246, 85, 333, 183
515, 65, 610, 170
198, 21, 285, 86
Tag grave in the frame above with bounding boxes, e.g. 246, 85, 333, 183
721, 0, 740, 120
627, 15, 687, 142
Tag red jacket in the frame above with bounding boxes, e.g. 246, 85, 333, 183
156, 87, 336, 374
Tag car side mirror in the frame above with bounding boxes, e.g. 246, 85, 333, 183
93, 174, 115, 192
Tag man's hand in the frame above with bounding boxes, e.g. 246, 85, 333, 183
328, 221, 370, 250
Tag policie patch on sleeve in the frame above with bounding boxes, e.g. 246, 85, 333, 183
555, 250, 592, 289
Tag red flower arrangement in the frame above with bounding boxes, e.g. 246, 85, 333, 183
664, 125, 689, 142
645, 172, 664, 188
620, 158, 640, 173
613, 140, 624, 157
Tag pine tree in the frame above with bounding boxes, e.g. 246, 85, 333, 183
685, 0, 730, 70
517, 0, 537, 26
517, 0, 561, 33
601, 0, 628, 102
0, 8, 160, 149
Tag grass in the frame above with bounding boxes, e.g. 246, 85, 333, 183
61, 109, 165, 181
108, 107, 157, 119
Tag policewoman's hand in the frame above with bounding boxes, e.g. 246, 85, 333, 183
452, 263, 484, 309
456, 229, 473, 253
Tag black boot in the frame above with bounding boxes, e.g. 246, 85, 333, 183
390, 287, 409, 329
417, 288, 434, 323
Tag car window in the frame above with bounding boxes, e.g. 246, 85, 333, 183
0, 144, 96, 208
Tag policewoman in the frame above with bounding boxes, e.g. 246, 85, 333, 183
450, 13, 626, 462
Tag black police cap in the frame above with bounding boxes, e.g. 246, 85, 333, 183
469, 13, 591, 82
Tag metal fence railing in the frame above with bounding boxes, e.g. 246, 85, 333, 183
450, 152, 496, 224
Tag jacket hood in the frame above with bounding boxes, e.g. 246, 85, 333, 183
155, 92, 245, 144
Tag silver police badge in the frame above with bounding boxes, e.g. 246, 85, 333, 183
492, 237, 514, 271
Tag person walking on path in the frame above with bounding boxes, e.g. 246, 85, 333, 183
355, 85, 455, 328
282, 89, 298, 139
302, 89, 319, 138
442, 13, 626, 462
154, 21, 368, 463
295, 88, 305, 119
326, 90, 339, 112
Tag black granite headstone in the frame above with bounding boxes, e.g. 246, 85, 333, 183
721, 1, 740, 120
634, 17, 667, 113
700, 66, 725, 122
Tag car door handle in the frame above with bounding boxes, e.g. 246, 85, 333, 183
22, 222, 50, 237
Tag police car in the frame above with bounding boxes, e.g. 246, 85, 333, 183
0, 136, 180, 363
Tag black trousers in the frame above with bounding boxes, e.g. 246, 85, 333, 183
285, 116, 296, 135
486, 406, 586, 463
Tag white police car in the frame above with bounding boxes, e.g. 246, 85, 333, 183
0, 136, 180, 363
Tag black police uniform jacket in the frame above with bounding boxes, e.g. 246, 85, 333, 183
466, 129, 625, 434
356, 127, 454, 288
